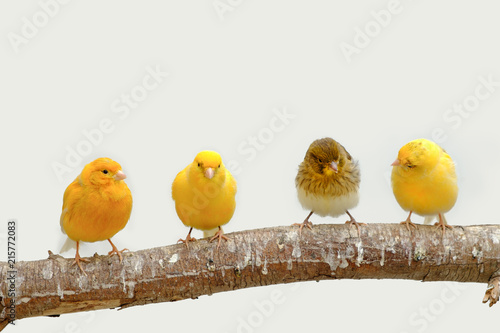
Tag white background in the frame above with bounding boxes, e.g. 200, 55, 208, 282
1, 1, 500, 332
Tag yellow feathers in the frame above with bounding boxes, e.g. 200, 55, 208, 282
172, 150, 237, 247
295, 138, 364, 235
60, 157, 133, 274
56, 138, 459, 274
391, 138, 458, 233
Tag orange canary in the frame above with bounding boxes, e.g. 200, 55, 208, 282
391, 138, 458, 234
60, 157, 133, 274
295, 138, 364, 235
172, 151, 237, 248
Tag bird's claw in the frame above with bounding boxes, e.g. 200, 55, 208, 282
434, 221, 453, 237
209, 229, 229, 249
107, 238, 128, 263
178, 235, 197, 248
178, 228, 197, 249
483, 276, 500, 307
71, 255, 89, 276
400, 220, 418, 232
345, 219, 366, 237
292, 220, 313, 235
108, 247, 128, 263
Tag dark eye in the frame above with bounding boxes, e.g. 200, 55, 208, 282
407, 165, 415, 169
218, 164, 221, 168
318, 158, 323, 163
197, 163, 201, 167
102, 170, 108, 174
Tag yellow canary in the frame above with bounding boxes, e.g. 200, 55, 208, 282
295, 138, 364, 235
60, 157, 133, 274
172, 151, 237, 248
391, 138, 458, 234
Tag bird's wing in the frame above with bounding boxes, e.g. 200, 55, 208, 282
172, 166, 188, 200
59, 178, 82, 231
60, 208, 68, 233
225, 169, 237, 195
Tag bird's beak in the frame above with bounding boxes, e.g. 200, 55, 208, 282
204, 167, 215, 179
329, 161, 338, 173
114, 170, 127, 180
391, 159, 401, 167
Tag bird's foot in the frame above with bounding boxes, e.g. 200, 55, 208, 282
178, 227, 197, 249
400, 219, 418, 232
483, 275, 500, 307
107, 239, 128, 263
292, 220, 313, 235
434, 221, 453, 237
293, 211, 314, 235
345, 218, 366, 237
178, 234, 197, 248
209, 228, 229, 249
108, 248, 128, 263
71, 253, 89, 276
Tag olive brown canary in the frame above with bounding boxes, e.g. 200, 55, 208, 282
295, 137, 364, 235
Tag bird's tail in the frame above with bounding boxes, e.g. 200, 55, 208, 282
60, 237, 76, 253
203, 227, 222, 238
423, 216, 437, 225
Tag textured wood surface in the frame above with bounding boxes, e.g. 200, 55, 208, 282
1, 223, 500, 329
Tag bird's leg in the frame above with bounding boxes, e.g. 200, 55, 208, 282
178, 227, 197, 248
72, 241, 89, 275
293, 211, 314, 235
400, 211, 417, 232
434, 213, 453, 236
107, 239, 128, 263
345, 210, 366, 237
209, 226, 229, 249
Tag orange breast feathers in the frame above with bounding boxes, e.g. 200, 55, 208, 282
60, 158, 133, 243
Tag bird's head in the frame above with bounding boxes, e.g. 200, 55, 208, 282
192, 150, 225, 182
304, 137, 351, 176
392, 139, 441, 173
81, 157, 127, 187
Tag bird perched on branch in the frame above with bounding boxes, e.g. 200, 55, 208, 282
60, 157, 133, 274
391, 138, 458, 234
172, 150, 237, 248
294, 137, 363, 235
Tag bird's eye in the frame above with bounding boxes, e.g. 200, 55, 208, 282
407, 165, 415, 169
102, 170, 108, 174
318, 158, 323, 163
218, 164, 221, 168
198, 163, 201, 167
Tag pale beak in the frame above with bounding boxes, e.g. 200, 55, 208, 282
204, 167, 214, 179
391, 159, 401, 167
114, 170, 127, 180
329, 161, 338, 173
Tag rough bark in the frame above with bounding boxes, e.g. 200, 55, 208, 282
1, 223, 500, 330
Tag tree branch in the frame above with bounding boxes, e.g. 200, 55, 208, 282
1, 223, 500, 329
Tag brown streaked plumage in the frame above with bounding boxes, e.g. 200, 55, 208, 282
294, 137, 364, 235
